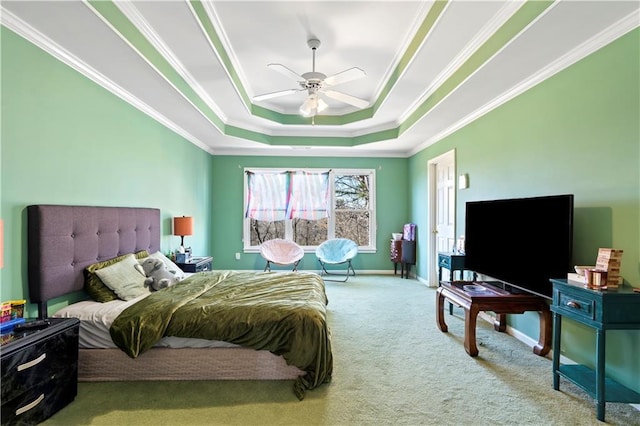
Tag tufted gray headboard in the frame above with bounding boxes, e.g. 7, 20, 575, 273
27, 205, 161, 318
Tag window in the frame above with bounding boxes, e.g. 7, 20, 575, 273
243, 168, 376, 252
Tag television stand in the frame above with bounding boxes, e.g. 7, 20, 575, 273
436, 281, 551, 357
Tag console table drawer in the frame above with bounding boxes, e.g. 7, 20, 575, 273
556, 292, 595, 320
438, 255, 451, 269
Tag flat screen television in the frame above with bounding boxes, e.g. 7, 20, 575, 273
464, 194, 574, 299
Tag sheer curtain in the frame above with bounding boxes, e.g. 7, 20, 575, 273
288, 171, 330, 220
245, 171, 329, 221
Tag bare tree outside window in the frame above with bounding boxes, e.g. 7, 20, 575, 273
293, 218, 327, 246
334, 174, 370, 246
249, 219, 285, 246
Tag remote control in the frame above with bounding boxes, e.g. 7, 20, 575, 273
13, 319, 51, 332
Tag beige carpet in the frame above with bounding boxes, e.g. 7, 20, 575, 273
43, 275, 640, 425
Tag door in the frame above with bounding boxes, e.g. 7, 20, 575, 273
428, 150, 456, 286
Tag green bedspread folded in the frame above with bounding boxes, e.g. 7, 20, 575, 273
110, 270, 332, 399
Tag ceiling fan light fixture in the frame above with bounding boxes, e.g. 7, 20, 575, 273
316, 97, 328, 113
300, 97, 316, 117
299, 94, 328, 117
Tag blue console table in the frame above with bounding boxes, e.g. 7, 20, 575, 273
550, 278, 640, 422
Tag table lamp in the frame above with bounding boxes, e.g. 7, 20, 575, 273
173, 216, 193, 252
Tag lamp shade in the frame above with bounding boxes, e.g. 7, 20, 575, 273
173, 216, 193, 237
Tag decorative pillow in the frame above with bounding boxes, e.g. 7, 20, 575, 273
95, 254, 149, 301
85, 250, 149, 302
142, 252, 186, 281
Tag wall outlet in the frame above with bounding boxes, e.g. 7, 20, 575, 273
235, 252, 241, 260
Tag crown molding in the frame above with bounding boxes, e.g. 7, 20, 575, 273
408, 10, 640, 157
1, 5, 216, 155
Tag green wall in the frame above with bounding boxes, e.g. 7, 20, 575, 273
2, 17, 638, 396
210, 156, 409, 271
408, 29, 640, 392
0, 28, 213, 316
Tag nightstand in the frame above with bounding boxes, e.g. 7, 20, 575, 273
175, 256, 213, 273
1, 317, 80, 425
390, 240, 416, 279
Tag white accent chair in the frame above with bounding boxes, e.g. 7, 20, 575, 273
259, 239, 304, 272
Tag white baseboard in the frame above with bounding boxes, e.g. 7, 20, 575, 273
477, 312, 640, 413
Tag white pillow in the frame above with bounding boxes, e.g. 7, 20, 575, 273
95, 254, 150, 301
144, 252, 186, 281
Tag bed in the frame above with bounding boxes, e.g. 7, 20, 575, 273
27, 205, 332, 399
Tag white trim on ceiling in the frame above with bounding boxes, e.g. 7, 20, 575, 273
408, 10, 640, 157
399, 0, 524, 123
3, 2, 637, 159
370, 0, 434, 104
81, 0, 227, 140
0, 6, 214, 155
201, 0, 255, 108
115, 0, 229, 123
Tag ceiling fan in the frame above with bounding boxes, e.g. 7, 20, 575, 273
253, 38, 369, 118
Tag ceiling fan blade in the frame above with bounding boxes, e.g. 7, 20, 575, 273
324, 67, 366, 86
267, 63, 304, 81
323, 90, 370, 109
253, 88, 300, 102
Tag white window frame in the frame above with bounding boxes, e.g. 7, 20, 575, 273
243, 167, 376, 253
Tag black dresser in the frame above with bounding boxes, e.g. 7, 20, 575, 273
1, 318, 80, 425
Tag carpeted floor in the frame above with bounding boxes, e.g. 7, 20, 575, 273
43, 275, 639, 425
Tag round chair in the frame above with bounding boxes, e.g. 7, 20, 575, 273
315, 238, 358, 282
259, 239, 304, 272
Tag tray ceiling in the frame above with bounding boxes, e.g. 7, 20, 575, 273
2, 1, 638, 157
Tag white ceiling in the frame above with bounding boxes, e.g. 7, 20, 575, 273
2, 1, 638, 157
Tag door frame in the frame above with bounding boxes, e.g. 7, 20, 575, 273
427, 149, 456, 287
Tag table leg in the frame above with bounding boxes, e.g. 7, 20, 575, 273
464, 305, 480, 357
552, 312, 561, 390
494, 313, 507, 332
596, 329, 606, 421
533, 308, 552, 356
449, 270, 458, 315
436, 288, 448, 332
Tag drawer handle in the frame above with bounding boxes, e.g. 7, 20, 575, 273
17, 353, 46, 371
16, 393, 44, 416
566, 300, 581, 309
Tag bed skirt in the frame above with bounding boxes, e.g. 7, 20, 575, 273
78, 347, 305, 381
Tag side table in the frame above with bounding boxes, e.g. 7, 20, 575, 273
550, 278, 640, 422
436, 281, 551, 357
438, 252, 476, 313
390, 240, 416, 279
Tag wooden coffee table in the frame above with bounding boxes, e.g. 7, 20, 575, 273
436, 281, 551, 357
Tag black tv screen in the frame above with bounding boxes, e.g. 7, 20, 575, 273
464, 194, 574, 299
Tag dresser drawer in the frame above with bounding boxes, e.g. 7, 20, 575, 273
1, 325, 78, 402
556, 291, 596, 321
1, 375, 76, 426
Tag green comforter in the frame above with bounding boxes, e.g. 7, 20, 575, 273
110, 270, 332, 399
